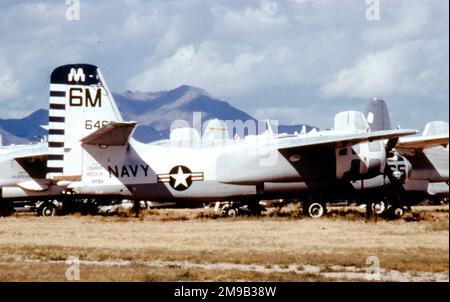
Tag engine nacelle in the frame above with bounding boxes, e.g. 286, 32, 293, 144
336, 141, 387, 180
385, 153, 412, 185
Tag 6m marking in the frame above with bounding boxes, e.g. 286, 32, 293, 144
69, 87, 102, 107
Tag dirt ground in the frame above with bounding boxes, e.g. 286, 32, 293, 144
0, 205, 448, 281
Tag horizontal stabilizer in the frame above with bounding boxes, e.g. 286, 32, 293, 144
278, 129, 418, 151
17, 180, 49, 192
81, 122, 138, 146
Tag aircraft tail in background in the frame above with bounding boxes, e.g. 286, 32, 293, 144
423, 121, 449, 137
364, 98, 392, 131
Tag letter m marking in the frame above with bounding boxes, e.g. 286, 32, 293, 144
68, 68, 86, 82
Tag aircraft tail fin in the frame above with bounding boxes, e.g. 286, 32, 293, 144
334, 111, 369, 131
365, 98, 392, 131
47, 64, 123, 179
423, 121, 449, 136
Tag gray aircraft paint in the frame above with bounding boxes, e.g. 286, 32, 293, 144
365, 99, 392, 132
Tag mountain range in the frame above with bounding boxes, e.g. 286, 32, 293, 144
0, 85, 313, 145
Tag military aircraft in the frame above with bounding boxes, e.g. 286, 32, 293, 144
0, 137, 131, 216
0, 141, 60, 216
35, 63, 419, 218
364, 99, 449, 215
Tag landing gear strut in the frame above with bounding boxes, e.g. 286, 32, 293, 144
247, 200, 262, 216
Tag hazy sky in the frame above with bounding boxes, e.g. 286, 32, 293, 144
0, 0, 448, 129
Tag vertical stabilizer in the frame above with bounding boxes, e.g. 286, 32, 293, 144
334, 111, 369, 131
423, 121, 449, 136
365, 98, 392, 131
47, 64, 123, 179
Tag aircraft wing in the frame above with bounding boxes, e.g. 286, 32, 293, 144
80, 122, 138, 146
395, 135, 449, 151
277, 129, 417, 151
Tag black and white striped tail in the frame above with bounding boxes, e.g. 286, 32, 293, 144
47, 84, 66, 179
46, 63, 122, 180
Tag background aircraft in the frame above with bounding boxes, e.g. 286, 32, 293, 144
364, 99, 449, 216
0, 141, 62, 216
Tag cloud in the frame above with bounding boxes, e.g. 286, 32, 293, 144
0, 59, 19, 100
321, 39, 449, 100
321, 46, 403, 99
127, 44, 265, 97
0, 0, 447, 128
362, 1, 430, 45
213, 1, 289, 37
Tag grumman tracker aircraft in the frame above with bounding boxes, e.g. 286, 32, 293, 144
0, 139, 71, 216
364, 99, 449, 215
24, 63, 418, 218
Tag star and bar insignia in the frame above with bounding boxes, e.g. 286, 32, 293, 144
157, 165, 204, 191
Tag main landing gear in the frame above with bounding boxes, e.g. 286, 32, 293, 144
215, 200, 263, 217
365, 200, 407, 219
36, 201, 58, 217
302, 196, 327, 218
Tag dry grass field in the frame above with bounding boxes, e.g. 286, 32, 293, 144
0, 205, 448, 281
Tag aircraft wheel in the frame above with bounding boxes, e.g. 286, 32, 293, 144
372, 201, 386, 215
226, 208, 238, 217
304, 201, 326, 218
386, 205, 405, 219
38, 203, 57, 217
392, 206, 404, 218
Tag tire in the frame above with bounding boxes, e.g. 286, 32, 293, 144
304, 201, 326, 218
226, 208, 238, 217
392, 206, 404, 218
372, 201, 386, 215
38, 203, 57, 217
385, 205, 405, 219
